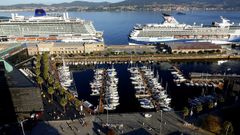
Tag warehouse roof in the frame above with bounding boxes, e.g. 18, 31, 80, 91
168, 42, 222, 50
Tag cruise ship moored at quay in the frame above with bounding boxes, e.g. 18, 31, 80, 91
129, 14, 240, 45
0, 9, 103, 43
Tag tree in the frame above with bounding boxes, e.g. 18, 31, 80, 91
48, 87, 55, 100
35, 62, 41, 69
222, 121, 234, 135
36, 54, 41, 61
42, 52, 48, 61
43, 70, 49, 80
54, 82, 61, 90
207, 102, 214, 109
36, 76, 44, 90
60, 88, 65, 95
48, 75, 54, 86
182, 107, 189, 119
60, 97, 68, 113
219, 97, 225, 104
35, 68, 41, 77
74, 99, 81, 111
201, 115, 221, 134
196, 104, 203, 113
66, 92, 74, 102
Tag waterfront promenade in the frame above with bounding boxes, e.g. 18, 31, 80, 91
55, 54, 240, 63
31, 112, 213, 135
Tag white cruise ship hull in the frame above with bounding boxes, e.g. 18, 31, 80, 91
128, 36, 240, 45
128, 14, 240, 45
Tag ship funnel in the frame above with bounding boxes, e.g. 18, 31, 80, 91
66, 12, 69, 19
11, 13, 15, 20
34, 9, 46, 17
63, 13, 66, 20
162, 13, 179, 24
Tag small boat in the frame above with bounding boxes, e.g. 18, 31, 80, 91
90, 91, 100, 96
176, 12, 186, 15
104, 105, 116, 111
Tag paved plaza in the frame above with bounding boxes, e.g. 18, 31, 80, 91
31, 111, 213, 135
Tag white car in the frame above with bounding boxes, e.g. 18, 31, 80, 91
144, 113, 152, 118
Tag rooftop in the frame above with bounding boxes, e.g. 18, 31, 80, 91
0, 61, 43, 113
26, 41, 104, 48
6, 64, 35, 88
168, 42, 222, 50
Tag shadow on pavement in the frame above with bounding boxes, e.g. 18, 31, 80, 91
92, 122, 108, 135
122, 128, 151, 135
31, 121, 60, 135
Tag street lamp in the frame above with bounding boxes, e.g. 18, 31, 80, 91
19, 119, 28, 135
159, 110, 162, 135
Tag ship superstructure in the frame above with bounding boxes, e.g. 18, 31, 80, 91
0, 9, 103, 43
129, 14, 240, 45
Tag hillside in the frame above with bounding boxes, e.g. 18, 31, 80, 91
112, 0, 240, 7
0, 0, 240, 11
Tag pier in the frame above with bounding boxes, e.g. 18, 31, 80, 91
54, 54, 240, 64
190, 72, 240, 81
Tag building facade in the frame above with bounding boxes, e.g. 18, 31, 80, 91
26, 42, 105, 56
168, 42, 223, 54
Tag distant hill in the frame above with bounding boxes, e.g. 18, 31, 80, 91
0, 0, 240, 11
51, 1, 110, 7
112, 0, 240, 7
0, 1, 110, 8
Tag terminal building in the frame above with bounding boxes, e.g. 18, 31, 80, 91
26, 42, 105, 56
168, 42, 223, 54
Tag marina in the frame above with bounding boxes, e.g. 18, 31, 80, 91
57, 58, 78, 97
0, 7, 240, 135
72, 60, 240, 112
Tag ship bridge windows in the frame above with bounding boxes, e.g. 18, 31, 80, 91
24, 35, 39, 37
49, 35, 58, 37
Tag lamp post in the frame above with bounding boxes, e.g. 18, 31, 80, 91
159, 110, 162, 135
19, 119, 28, 135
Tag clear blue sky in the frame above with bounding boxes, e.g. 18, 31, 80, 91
0, 0, 123, 5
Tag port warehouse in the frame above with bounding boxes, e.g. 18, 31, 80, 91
25, 42, 105, 55
0, 61, 43, 124
24, 42, 223, 56
168, 42, 223, 54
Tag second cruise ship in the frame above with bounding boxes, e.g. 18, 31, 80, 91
0, 9, 103, 43
129, 14, 240, 45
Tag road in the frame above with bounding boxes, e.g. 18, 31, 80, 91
93, 111, 213, 135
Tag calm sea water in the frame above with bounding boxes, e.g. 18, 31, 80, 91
73, 61, 240, 113
1, 11, 240, 45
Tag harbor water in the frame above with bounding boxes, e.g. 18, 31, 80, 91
0, 11, 240, 45
72, 61, 240, 113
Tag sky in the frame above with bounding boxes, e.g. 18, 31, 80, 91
0, 0, 123, 5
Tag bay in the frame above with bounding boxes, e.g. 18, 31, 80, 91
1, 11, 240, 45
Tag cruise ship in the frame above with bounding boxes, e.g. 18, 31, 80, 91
0, 9, 103, 43
129, 14, 240, 45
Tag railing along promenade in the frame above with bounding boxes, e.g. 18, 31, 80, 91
55, 54, 240, 63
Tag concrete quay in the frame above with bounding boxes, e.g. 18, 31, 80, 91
55, 54, 240, 64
